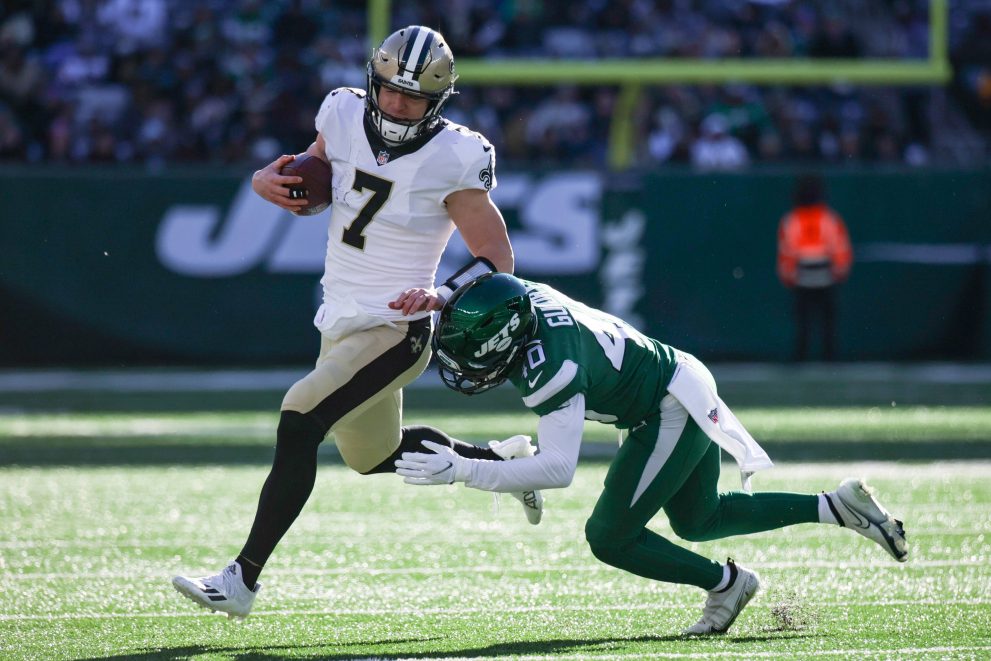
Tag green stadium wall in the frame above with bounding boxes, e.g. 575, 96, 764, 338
1, 167, 988, 366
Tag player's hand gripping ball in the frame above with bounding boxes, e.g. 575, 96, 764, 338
280, 154, 332, 215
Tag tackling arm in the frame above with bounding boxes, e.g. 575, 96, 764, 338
466, 394, 585, 491
395, 394, 586, 492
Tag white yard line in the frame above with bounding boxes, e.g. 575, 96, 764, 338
466, 648, 991, 660
1, 600, 989, 622
1, 528, 987, 549
0, 558, 987, 582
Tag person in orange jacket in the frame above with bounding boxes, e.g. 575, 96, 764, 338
777, 174, 853, 361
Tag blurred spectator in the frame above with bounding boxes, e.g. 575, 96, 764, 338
221, 0, 272, 47
0, 0, 988, 167
272, 0, 319, 50
525, 86, 594, 164
756, 129, 784, 162
952, 10, 991, 132
705, 85, 770, 153
0, 103, 25, 158
754, 21, 795, 58
52, 34, 109, 90
135, 96, 175, 164
646, 106, 686, 165
46, 101, 72, 161
0, 43, 45, 108
808, 14, 862, 58
691, 113, 749, 170
97, 0, 167, 55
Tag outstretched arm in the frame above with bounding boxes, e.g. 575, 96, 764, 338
396, 394, 586, 492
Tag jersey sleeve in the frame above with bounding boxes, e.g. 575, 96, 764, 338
464, 393, 585, 492
523, 361, 586, 416
451, 128, 497, 194
513, 337, 588, 417
314, 87, 363, 141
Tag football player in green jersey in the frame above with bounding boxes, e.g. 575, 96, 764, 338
396, 273, 909, 635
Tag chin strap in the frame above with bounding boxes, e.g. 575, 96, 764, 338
436, 256, 498, 301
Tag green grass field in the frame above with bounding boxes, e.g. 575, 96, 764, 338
2, 408, 990, 659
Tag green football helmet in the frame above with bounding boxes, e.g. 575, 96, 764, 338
433, 273, 537, 395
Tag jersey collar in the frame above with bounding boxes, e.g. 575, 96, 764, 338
363, 113, 445, 165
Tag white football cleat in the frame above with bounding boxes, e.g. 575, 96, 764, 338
684, 560, 760, 636
827, 478, 908, 562
489, 434, 544, 525
172, 562, 260, 619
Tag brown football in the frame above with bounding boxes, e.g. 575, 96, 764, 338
280, 154, 332, 215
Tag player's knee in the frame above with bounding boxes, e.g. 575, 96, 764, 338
668, 513, 714, 542
358, 426, 451, 475
584, 517, 630, 566
276, 410, 327, 453
359, 451, 399, 475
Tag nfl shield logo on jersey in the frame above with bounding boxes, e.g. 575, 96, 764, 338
377, 150, 391, 165
707, 407, 719, 424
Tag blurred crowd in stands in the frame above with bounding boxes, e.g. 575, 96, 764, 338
0, 0, 989, 169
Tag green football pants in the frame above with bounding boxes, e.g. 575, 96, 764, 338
583, 396, 818, 590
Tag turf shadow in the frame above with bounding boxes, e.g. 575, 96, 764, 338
77, 632, 815, 660
71, 637, 442, 661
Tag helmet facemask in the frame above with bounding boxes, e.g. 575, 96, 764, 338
366, 26, 457, 145
435, 338, 528, 395
433, 274, 537, 396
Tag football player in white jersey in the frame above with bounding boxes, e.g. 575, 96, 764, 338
172, 26, 542, 619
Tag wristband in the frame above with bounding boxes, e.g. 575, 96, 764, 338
436, 256, 497, 300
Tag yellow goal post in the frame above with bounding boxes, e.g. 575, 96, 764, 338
367, 0, 950, 170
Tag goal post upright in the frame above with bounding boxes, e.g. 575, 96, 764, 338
369, 0, 949, 169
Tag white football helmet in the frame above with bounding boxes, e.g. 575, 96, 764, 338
366, 25, 458, 145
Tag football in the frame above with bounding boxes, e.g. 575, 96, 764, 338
280, 154, 332, 215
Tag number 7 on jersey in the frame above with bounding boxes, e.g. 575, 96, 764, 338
342, 170, 393, 250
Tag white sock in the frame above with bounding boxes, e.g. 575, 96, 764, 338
710, 563, 732, 592
818, 493, 839, 525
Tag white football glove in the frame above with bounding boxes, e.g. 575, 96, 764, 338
395, 440, 471, 485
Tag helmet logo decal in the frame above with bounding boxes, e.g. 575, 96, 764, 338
436, 350, 460, 370
390, 76, 420, 91
474, 312, 520, 358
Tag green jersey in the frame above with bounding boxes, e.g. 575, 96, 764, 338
507, 280, 677, 427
